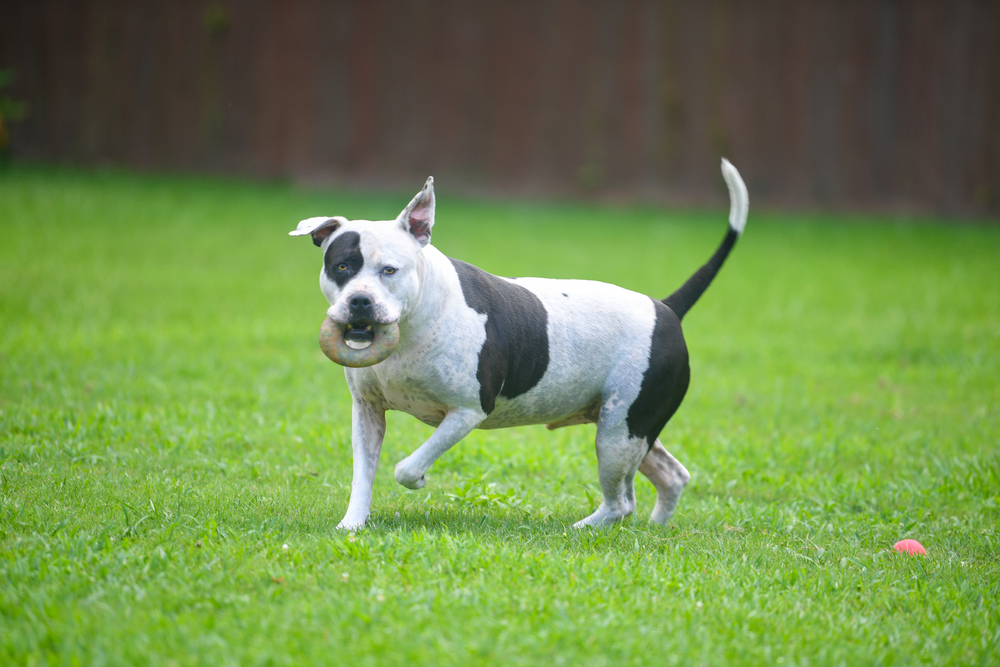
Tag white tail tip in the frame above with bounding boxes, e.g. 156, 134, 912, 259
721, 158, 749, 237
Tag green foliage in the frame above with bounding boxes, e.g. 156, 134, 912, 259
1, 166, 998, 665
443, 470, 531, 514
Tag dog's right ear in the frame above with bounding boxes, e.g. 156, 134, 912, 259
289, 216, 347, 247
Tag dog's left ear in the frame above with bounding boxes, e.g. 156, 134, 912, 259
289, 216, 348, 247
397, 177, 435, 247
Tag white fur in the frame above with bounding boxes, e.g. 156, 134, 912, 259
722, 158, 749, 236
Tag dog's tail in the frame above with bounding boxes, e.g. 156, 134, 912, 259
663, 158, 748, 321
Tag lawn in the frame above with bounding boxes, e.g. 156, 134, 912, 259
1, 165, 998, 666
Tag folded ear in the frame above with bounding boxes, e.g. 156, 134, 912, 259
289, 216, 348, 247
397, 177, 435, 247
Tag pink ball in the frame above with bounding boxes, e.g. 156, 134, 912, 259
893, 539, 927, 555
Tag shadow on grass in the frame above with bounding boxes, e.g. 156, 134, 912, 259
357, 505, 679, 552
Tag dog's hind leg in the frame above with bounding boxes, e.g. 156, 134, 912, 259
638, 440, 691, 525
572, 417, 649, 528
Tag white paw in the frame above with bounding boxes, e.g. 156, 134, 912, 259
649, 503, 676, 526
572, 503, 631, 529
337, 516, 367, 530
394, 459, 427, 490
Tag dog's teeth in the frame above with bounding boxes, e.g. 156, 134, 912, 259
346, 339, 373, 350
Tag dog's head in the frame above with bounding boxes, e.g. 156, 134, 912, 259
290, 177, 435, 364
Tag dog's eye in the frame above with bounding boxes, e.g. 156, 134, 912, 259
336, 263, 348, 272
382, 267, 397, 276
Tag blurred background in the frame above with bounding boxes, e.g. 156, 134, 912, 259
2, 0, 998, 217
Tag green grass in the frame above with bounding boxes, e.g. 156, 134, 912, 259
1, 165, 998, 666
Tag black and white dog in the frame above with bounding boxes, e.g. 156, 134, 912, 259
291, 159, 748, 530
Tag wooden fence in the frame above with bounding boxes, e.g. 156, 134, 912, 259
2, 0, 998, 216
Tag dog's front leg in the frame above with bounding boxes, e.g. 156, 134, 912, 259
338, 399, 387, 530
394, 407, 485, 489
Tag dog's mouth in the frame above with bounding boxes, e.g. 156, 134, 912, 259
344, 323, 376, 349
319, 317, 400, 367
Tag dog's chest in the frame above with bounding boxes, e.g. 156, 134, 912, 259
377, 374, 453, 427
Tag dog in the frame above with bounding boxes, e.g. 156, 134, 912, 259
290, 159, 748, 530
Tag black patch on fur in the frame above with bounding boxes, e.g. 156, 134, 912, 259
449, 258, 550, 414
626, 299, 690, 447
324, 231, 364, 288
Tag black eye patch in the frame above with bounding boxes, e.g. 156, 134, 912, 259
324, 231, 364, 288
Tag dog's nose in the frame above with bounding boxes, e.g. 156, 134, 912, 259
348, 294, 374, 318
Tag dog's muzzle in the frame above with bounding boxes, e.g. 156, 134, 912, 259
318, 317, 400, 367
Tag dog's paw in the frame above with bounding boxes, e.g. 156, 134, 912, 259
572, 503, 631, 529
337, 517, 366, 530
394, 459, 427, 490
